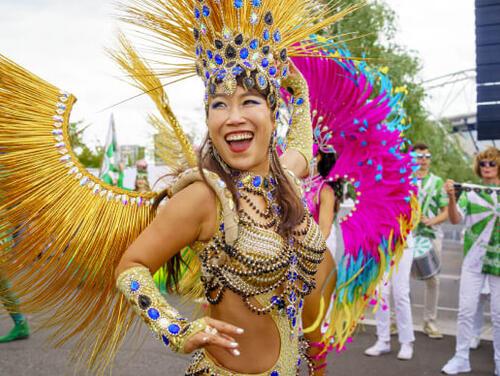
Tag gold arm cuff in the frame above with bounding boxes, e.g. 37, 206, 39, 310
116, 266, 206, 353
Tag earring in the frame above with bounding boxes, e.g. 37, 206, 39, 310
209, 139, 231, 174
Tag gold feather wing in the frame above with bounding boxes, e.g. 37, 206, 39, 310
0, 54, 163, 372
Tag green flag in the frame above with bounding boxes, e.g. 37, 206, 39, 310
99, 114, 124, 188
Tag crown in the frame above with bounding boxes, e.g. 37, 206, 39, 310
119, 0, 361, 105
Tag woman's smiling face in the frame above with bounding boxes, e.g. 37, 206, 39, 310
207, 85, 275, 175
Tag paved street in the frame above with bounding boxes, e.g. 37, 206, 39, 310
0, 314, 495, 375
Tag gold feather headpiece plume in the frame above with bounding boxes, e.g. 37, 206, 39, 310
119, 0, 361, 105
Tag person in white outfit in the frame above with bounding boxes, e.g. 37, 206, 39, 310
364, 235, 415, 361
470, 280, 489, 350
442, 147, 500, 375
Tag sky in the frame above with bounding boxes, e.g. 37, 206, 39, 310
0, 0, 477, 148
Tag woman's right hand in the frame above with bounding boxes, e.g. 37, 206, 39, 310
182, 317, 244, 356
444, 179, 456, 200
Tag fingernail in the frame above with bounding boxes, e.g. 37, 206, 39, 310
236, 328, 244, 334
230, 342, 238, 348
232, 349, 240, 356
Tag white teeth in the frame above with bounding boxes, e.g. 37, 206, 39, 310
225, 132, 253, 142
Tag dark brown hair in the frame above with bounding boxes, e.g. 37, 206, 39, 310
154, 72, 305, 292
413, 142, 429, 151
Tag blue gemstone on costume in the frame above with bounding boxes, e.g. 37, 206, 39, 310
258, 75, 267, 86
273, 30, 281, 42
194, 8, 201, 19
287, 306, 296, 318
263, 29, 270, 41
289, 291, 297, 302
270, 177, 276, 186
215, 54, 224, 65
270, 295, 280, 305
207, 50, 213, 59
252, 176, 262, 187
375, 173, 382, 181
147, 308, 160, 320
361, 140, 368, 147
299, 299, 304, 309
290, 255, 298, 265
282, 66, 288, 77
237, 180, 244, 188
219, 223, 225, 232
234, 0, 243, 9
252, 0, 262, 6
240, 48, 249, 59
202, 5, 210, 17
261, 58, 269, 68
205, 71, 210, 80
232, 66, 244, 76
292, 317, 297, 327
269, 66, 277, 76
168, 324, 181, 335
271, 371, 280, 376
130, 280, 140, 292
249, 39, 259, 50
296, 98, 304, 105
162, 334, 170, 346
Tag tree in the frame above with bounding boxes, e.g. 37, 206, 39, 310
325, 0, 478, 182
68, 122, 104, 169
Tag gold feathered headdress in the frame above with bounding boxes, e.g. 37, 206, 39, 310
118, 0, 360, 103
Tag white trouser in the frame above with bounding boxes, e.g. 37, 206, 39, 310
424, 236, 442, 323
472, 294, 488, 337
375, 247, 415, 344
455, 267, 500, 370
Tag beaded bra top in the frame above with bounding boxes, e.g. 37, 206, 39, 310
178, 168, 327, 331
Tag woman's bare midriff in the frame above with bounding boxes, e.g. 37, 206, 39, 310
205, 289, 281, 374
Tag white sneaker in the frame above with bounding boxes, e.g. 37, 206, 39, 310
397, 342, 413, 360
469, 336, 480, 350
441, 356, 471, 374
364, 340, 390, 357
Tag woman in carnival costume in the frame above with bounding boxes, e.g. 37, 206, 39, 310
0, 1, 416, 375
442, 147, 500, 375
283, 42, 419, 370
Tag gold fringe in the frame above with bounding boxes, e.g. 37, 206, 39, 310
0, 54, 156, 373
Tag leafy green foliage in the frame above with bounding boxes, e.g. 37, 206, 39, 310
68, 122, 104, 169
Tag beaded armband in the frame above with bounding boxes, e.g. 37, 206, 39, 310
117, 266, 207, 353
283, 74, 313, 168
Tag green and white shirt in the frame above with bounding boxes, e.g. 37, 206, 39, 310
415, 173, 449, 239
457, 186, 499, 276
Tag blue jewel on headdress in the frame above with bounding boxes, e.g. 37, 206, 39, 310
130, 280, 140, 292
269, 66, 277, 76
215, 54, 224, 65
202, 5, 210, 17
289, 291, 297, 303
287, 305, 296, 318
207, 50, 213, 59
234, 0, 243, 9
240, 48, 249, 59
205, 71, 210, 80
194, 8, 201, 19
273, 30, 281, 42
252, 0, 262, 6
375, 173, 383, 182
249, 39, 259, 50
292, 317, 297, 327
161, 335, 170, 346
257, 74, 267, 89
282, 66, 288, 77
195, 46, 202, 56
232, 66, 244, 76
263, 29, 270, 41
295, 98, 304, 105
252, 176, 262, 187
168, 324, 181, 335
261, 58, 269, 68
271, 371, 280, 376
147, 308, 160, 320
216, 69, 227, 81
